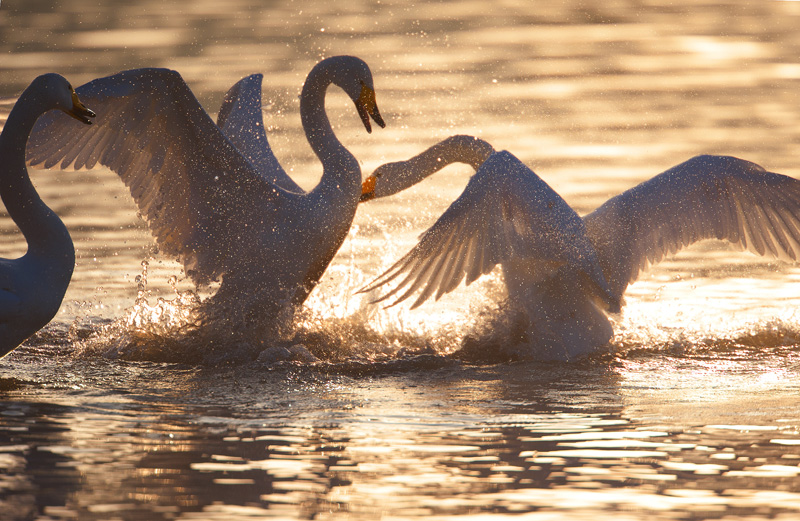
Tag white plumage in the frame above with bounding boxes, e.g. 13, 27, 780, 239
27, 57, 385, 326
361, 136, 800, 361
0, 73, 95, 357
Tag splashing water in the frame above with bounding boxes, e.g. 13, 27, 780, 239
57, 253, 800, 369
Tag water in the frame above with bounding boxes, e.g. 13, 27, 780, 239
2, 0, 800, 519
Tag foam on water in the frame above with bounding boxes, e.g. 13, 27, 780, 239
36, 258, 800, 369
4, 2, 800, 519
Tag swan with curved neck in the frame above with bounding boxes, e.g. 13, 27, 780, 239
26, 57, 385, 328
0, 73, 95, 356
360, 135, 495, 201
360, 135, 800, 361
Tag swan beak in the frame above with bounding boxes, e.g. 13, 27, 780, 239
356, 84, 385, 134
360, 174, 378, 202
67, 88, 96, 125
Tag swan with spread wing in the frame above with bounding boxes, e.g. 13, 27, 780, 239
360, 135, 800, 361
27, 56, 385, 328
1, 74, 95, 356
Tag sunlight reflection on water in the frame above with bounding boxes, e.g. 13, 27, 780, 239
2, 0, 800, 519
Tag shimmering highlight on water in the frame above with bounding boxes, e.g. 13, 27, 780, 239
2, 0, 800, 519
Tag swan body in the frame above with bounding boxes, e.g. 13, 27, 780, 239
0, 74, 95, 356
26, 57, 385, 326
361, 136, 800, 361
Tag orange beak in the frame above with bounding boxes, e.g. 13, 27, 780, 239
360, 174, 377, 202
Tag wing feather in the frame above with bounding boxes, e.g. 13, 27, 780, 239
467, 225, 489, 285
362, 151, 614, 308
584, 155, 800, 300
411, 221, 465, 307
216, 73, 303, 193
437, 234, 471, 299
26, 68, 281, 285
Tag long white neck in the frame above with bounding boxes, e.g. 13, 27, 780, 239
300, 62, 361, 203
371, 135, 495, 199
0, 86, 72, 258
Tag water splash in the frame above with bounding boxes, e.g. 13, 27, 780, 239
62, 257, 451, 366
613, 311, 800, 360
71, 262, 204, 362
125, 263, 202, 334
44, 255, 800, 368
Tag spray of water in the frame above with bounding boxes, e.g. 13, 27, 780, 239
50, 252, 800, 367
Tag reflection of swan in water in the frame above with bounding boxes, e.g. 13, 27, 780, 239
0, 74, 95, 357
27, 56, 385, 330
360, 135, 800, 361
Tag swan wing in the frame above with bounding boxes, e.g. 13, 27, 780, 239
216, 73, 303, 193
26, 68, 282, 285
584, 154, 800, 300
363, 151, 609, 309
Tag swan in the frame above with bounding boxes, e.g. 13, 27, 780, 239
25, 56, 385, 331
359, 135, 800, 361
0, 73, 95, 357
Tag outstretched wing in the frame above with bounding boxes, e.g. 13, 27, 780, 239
216, 73, 303, 193
584, 154, 800, 300
362, 151, 612, 309
26, 68, 281, 285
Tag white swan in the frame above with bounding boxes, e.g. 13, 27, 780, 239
26, 56, 385, 328
0, 74, 95, 357
360, 135, 800, 361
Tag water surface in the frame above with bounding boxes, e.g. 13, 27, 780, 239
1, 0, 800, 519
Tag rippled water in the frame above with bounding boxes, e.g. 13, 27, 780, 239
2, 0, 800, 519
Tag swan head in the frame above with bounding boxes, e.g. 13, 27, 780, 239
360, 159, 426, 202
360, 135, 496, 202
359, 158, 419, 202
322, 56, 385, 133
32, 73, 96, 125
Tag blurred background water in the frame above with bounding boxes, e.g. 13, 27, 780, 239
1, 0, 800, 519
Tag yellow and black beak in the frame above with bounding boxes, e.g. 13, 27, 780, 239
360, 173, 378, 202
355, 83, 385, 134
67, 87, 96, 125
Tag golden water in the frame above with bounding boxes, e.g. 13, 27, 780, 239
1, 0, 800, 519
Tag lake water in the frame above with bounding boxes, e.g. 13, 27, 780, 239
1, 0, 800, 519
